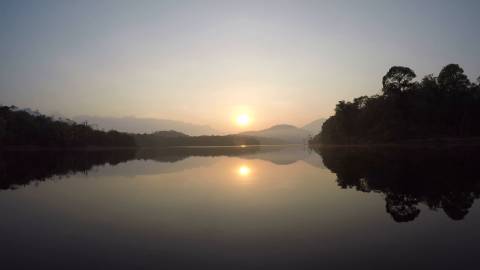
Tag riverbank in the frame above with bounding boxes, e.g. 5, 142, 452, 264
0, 143, 302, 152
309, 137, 480, 148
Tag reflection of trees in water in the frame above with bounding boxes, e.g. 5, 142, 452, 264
0, 150, 136, 190
0, 146, 264, 190
314, 146, 480, 222
385, 194, 420, 222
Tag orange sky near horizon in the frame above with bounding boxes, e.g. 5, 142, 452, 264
1, 1, 480, 133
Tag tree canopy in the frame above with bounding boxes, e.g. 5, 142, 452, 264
311, 64, 480, 144
382, 66, 416, 95
0, 106, 135, 147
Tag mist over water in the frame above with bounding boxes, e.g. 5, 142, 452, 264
1, 146, 480, 269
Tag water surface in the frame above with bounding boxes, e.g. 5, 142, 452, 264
1, 146, 480, 269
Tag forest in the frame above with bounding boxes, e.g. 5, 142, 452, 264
311, 64, 480, 144
0, 106, 136, 147
0, 106, 261, 148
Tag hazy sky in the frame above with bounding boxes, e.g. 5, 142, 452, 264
1, 0, 479, 132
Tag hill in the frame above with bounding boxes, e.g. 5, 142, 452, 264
240, 124, 310, 144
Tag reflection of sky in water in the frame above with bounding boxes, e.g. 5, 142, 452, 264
0, 146, 479, 269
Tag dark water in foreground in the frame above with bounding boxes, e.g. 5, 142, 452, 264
1, 146, 480, 269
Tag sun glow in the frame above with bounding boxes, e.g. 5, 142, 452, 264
236, 114, 250, 126
238, 165, 251, 176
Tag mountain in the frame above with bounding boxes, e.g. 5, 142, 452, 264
302, 118, 326, 135
73, 116, 217, 136
240, 124, 310, 144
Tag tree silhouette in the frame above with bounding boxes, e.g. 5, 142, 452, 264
382, 66, 416, 95
438, 64, 470, 92
312, 64, 480, 144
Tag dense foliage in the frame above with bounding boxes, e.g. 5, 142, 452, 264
312, 64, 480, 144
0, 106, 135, 147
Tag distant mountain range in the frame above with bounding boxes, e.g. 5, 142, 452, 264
72, 115, 326, 143
73, 116, 217, 136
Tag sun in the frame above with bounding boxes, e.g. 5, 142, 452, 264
236, 114, 250, 126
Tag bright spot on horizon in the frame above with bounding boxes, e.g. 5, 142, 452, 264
236, 114, 251, 127
238, 165, 251, 176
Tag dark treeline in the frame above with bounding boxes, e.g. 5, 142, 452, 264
315, 146, 480, 222
0, 106, 136, 147
0, 106, 263, 147
312, 64, 480, 144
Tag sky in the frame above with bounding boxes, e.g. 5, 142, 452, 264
1, 0, 480, 133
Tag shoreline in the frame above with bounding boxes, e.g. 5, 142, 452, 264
0, 144, 304, 151
309, 137, 480, 148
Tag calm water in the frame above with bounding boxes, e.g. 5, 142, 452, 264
1, 146, 480, 269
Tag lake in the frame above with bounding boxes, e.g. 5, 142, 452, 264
1, 145, 480, 269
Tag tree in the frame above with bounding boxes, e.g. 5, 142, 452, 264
311, 64, 480, 145
382, 66, 416, 95
438, 64, 470, 92
420, 74, 438, 89
0, 106, 136, 147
